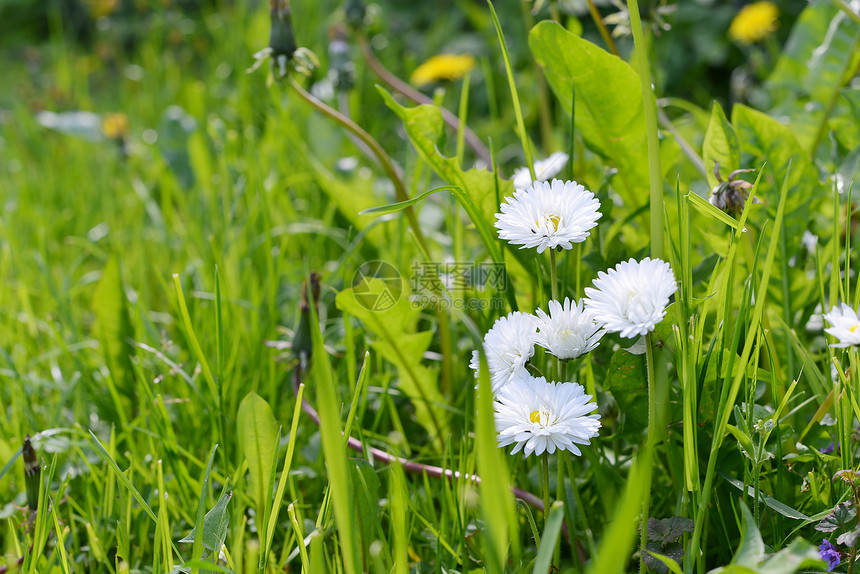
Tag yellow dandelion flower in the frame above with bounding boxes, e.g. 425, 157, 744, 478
410, 54, 476, 87
85, 0, 118, 18
102, 113, 129, 140
729, 2, 779, 45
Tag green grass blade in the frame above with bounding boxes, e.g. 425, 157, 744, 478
533, 501, 565, 574
487, 0, 535, 181
475, 354, 520, 572
189, 444, 219, 573
309, 278, 360, 574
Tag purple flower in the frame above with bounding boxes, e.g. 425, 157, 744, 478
820, 539, 840, 571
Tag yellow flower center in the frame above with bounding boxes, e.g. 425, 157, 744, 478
851, 324, 859, 333
530, 410, 541, 423
536, 214, 561, 232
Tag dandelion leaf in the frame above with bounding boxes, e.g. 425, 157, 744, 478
92, 257, 136, 422
336, 280, 448, 443
529, 21, 648, 209
703, 102, 741, 190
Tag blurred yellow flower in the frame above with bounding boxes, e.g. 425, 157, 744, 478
102, 113, 129, 140
729, 2, 779, 44
85, 0, 118, 18
410, 54, 476, 87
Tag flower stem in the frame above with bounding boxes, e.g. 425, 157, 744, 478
543, 452, 552, 528
640, 332, 657, 574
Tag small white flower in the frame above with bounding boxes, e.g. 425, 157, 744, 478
495, 179, 601, 254
534, 298, 603, 360
469, 312, 538, 393
495, 376, 600, 457
584, 257, 677, 339
823, 303, 860, 348
512, 152, 569, 190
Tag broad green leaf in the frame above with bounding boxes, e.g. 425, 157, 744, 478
647, 517, 695, 545
730, 504, 765, 569
702, 102, 741, 190
180, 489, 233, 553
732, 105, 826, 314
348, 458, 381, 566
377, 88, 529, 309
815, 502, 856, 532
377, 89, 500, 245
236, 392, 278, 513
309, 291, 360, 574
603, 349, 648, 431
336, 281, 448, 441
837, 525, 860, 547
757, 539, 825, 574
529, 20, 648, 209
767, 0, 860, 150
92, 257, 135, 420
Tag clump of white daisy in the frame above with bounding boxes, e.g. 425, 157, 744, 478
512, 152, 569, 191
495, 375, 601, 457
823, 303, 860, 348
495, 179, 601, 254
534, 298, 603, 360
583, 257, 677, 339
469, 311, 538, 393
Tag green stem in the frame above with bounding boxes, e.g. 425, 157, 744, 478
543, 452, 551, 529
355, 34, 492, 167
640, 332, 657, 574
626, 0, 664, 260
287, 76, 430, 255
585, 0, 619, 56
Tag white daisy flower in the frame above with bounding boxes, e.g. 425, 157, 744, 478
495, 179, 601, 254
823, 303, 860, 348
469, 311, 539, 393
495, 376, 601, 457
512, 151, 569, 190
583, 257, 677, 339
534, 298, 603, 360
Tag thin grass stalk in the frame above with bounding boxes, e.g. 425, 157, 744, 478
689, 163, 790, 571
626, 0, 664, 260
640, 332, 657, 574
488, 0, 536, 182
